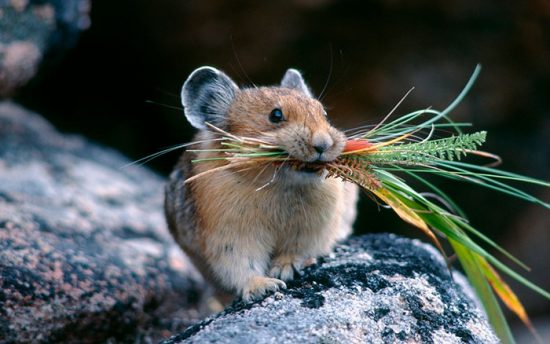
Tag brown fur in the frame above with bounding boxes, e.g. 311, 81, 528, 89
165, 82, 358, 301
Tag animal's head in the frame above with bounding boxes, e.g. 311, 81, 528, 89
182, 66, 346, 166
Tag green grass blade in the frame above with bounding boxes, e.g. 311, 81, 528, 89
395, 167, 468, 219
364, 65, 481, 140
441, 160, 550, 188
439, 64, 482, 118
376, 169, 534, 277
451, 240, 515, 344
435, 161, 550, 208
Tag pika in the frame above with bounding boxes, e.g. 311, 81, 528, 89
165, 66, 358, 301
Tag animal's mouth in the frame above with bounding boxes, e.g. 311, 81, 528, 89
291, 162, 326, 174
272, 159, 331, 175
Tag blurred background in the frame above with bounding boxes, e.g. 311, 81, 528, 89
9, 0, 550, 338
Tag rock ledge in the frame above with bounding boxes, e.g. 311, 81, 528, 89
163, 234, 498, 344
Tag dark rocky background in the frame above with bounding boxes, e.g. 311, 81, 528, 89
3, 0, 549, 340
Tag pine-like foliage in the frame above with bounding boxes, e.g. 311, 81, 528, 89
370, 131, 487, 165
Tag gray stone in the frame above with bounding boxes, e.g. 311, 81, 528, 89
163, 234, 498, 344
0, 102, 205, 343
0, 0, 90, 96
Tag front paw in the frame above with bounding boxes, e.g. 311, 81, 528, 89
242, 276, 286, 302
269, 255, 306, 281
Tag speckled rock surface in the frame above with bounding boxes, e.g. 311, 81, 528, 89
163, 234, 498, 344
0, 102, 205, 343
0, 0, 90, 96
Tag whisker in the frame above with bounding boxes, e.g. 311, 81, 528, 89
145, 100, 183, 112
122, 138, 225, 169
318, 44, 334, 101
230, 36, 257, 88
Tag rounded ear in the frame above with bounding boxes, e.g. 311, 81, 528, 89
281, 68, 313, 97
181, 66, 239, 130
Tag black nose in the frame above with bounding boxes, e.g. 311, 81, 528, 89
313, 142, 330, 154
311, 132, 334, 155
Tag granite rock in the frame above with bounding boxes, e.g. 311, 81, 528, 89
0, 0, 91, 96
163, 234, 499, 344
0, 101, 205, 343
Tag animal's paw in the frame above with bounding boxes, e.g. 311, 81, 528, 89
242, 276, 286, 302
269, 255, 306, 281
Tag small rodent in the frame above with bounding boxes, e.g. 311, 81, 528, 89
165, 66, 358, 301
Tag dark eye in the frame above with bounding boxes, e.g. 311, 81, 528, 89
269, 108, 285, 123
